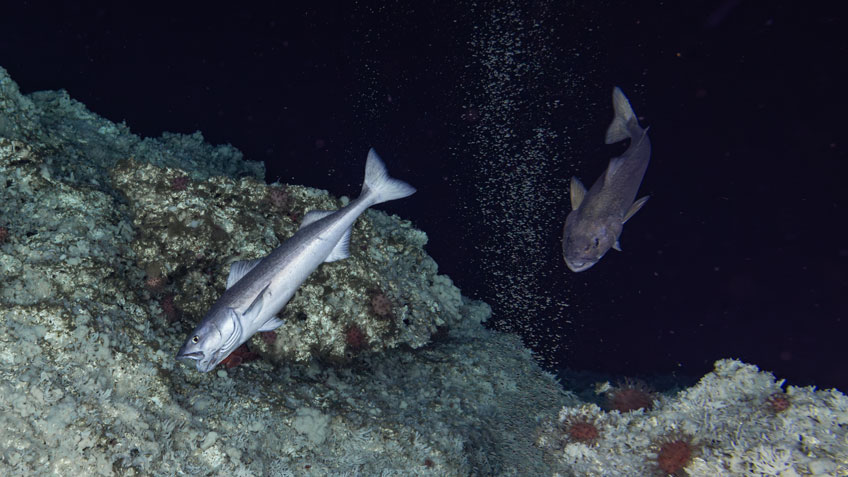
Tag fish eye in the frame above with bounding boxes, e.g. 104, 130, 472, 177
593, 238, 600, 247
192, 335, 200, 344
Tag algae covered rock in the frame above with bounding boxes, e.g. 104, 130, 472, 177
536, 359, 848, 476
0, 66, 558, 476
109, 156, 490, 365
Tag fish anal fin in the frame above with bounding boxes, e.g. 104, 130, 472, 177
623, 195, 650, 224
325, 226, 352, 262
570, 177, 587, 210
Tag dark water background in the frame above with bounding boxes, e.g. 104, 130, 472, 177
1, 1, 845, 389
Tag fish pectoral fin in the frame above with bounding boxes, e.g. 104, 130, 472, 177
569, 177, 587, 210
299, 210, 334, 230
258, 316, 285, 332
227, 257, 264, 289
613, 240, 622, 251
623, 195, 650, 224
325, 226, 352, 262
243, 283, 271, 319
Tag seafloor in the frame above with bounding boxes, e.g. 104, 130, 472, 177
0, 67, 844, 476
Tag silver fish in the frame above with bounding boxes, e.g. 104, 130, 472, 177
562, 87, 651, 272
176, 149, 416, 372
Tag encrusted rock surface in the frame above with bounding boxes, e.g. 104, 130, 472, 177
0, 66, 563, 476
109, 157, 490, 365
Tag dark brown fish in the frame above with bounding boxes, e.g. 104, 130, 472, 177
562, 87, 651, 272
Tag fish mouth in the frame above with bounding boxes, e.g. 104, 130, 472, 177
176, 343, 203, 361
176, 350, 203, 360
565, 258, 597, 273
176, 350, 217, 373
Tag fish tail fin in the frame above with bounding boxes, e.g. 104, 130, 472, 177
360, 148, 416, 205
605, 86, 640, 144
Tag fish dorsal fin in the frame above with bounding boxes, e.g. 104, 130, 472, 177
325, 226, 352, 262
258, 316, 285, 332
299, 210, 334, 230
605, 156, 627, 183
227, 258, 263, 289
569, 177, 587, 210
623, 195, 650, 224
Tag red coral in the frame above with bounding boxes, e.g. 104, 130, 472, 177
370, 291, 394, 318
260, 330, 277, 346
564, 417, 600, 444
607, 380, 655, 412
654, 435, 696, 476
268, 185, 289, 209
145, 274, 167, 293
220, 344, 259, 369
344, 324, 368, 351
160, 294, 180, 322
766, 392, 791, 413
171, 175, 190, 191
